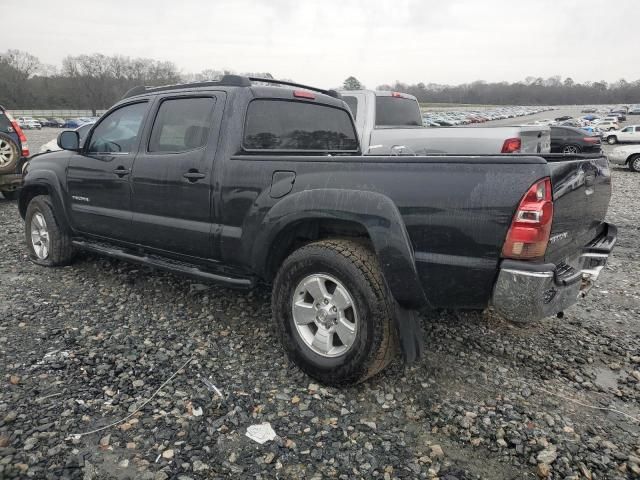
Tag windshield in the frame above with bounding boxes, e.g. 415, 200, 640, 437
375, 96, 422, 127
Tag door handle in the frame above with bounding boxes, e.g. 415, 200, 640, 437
113, 167, 130, 177
183, 171, 206, 182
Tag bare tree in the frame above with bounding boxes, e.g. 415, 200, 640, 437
2, 49, 41, 78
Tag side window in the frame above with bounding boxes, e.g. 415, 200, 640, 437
635, 127, 640, 133
621, 127, 631, 132
148, 97, 216, 153
243, 100, 358, 152
88, 103, 147, 154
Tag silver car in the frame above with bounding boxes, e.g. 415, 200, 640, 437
608, 144, 640, 172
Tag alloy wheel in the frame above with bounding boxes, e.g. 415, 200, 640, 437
562, 145, 579, 154
292, 273, 358, 358
30, 212, 50, 259
0, 139, 16, 168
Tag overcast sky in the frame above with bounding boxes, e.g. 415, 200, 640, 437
8, 0, 640, 88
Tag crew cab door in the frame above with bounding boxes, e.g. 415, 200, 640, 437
129, 93, 224, 259
66, 101, 149, 240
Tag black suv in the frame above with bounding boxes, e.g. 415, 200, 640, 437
0, 105, 29, 199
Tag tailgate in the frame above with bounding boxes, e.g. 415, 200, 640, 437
519, 126, 551, 153
544, 154, 612, 263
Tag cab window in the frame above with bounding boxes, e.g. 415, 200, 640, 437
87, 102, 147, 154
244, 100, 358, 152
148, 97, 215, 153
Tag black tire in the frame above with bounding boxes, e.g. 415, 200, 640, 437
0, 132, 19, 174
629, 154, 640, 173
25, 195, 74, 266
1, 190, 19, 201
272, 239, 398, 386
606, 136, 617, 145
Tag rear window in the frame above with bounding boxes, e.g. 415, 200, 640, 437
243, 99, 358, 152
375, 96, 422, 127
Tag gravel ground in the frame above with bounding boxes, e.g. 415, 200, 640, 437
0, 128, 639, 479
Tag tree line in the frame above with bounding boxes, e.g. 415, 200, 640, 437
0, 50, 273, 113
370, 76, 640, 106
2, 49, 639, 111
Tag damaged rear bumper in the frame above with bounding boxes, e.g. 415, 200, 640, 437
491, 223, 617, 323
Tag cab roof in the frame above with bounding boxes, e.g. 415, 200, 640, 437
122, 75, 343, 107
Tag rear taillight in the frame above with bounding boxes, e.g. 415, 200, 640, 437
502, 177, 553, 260
583, 137, 599, 144
9, 118, 29, 157
293, 90, 315, 100
501, 137, 521, 153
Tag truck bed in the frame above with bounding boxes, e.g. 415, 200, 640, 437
224, 152, 611, 309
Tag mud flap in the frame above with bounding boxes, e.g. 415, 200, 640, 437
394, 302, 425, 364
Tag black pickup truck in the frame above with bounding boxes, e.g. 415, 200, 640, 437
18, 76, 616, 386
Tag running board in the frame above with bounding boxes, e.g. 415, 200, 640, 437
72, 240, 254, 289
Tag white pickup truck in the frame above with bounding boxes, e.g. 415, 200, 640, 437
339, 90, 550, 155
604, 125, 640, 145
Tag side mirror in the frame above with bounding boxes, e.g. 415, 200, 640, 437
57, 131, 80, 151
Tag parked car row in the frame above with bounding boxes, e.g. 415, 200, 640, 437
61, 117, 99, 129
422, 105, 555, 127
12, 115, 101, 130
16, 117, 42, 130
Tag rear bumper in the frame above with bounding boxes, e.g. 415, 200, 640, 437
491, 223, 617, 323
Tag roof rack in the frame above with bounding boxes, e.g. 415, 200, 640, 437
121, 74, 340, 100
121, 74, 251, 99
248, 77, 340, 98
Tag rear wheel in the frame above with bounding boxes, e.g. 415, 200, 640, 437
562, 144, 581, 154
272, 239, 398, 386
629, 154, 640, 173
0, 133, 19, 174
606, 136, 617, 145
25, 195, 74, 266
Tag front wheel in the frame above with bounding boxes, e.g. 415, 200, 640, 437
607, 136, 617, 145
629, 154, 640, 173
25, 195, 74, 266
272, 239, 398, 386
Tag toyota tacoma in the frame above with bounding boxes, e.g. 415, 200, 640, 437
18, 76, 616, 386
